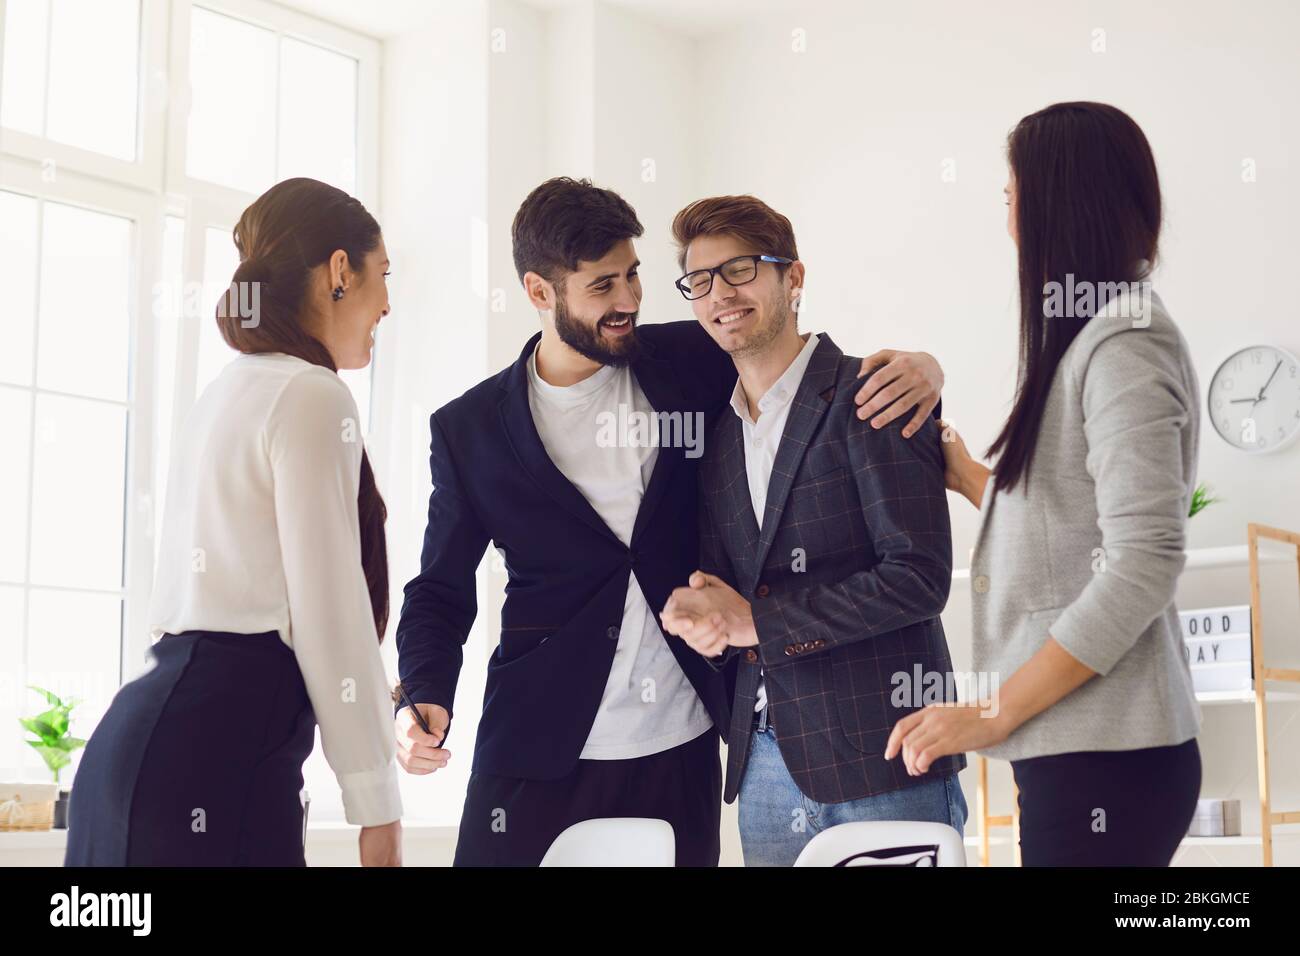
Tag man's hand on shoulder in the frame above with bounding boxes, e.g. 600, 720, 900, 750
853, 349, 944, 438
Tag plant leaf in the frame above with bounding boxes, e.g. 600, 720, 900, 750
27, 685, 63, 708
19, 717, 60, 743
27, 742, 72, 773
31, 706, 69, 737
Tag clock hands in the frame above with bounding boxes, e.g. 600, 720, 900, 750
1228, 359, 1284, 409
1256, 359, 1282, 403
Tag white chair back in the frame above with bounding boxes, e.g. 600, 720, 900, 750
793, 821, 967, 867
539, 817, 675, 867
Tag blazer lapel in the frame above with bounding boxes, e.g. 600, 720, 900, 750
497, 333, 620, 544
749, 335, 842, 581
629, 346, 685, 546
714, 412, 762, 579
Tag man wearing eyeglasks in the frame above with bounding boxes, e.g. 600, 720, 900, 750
393, 178, 950, 866
659, 195, 967, 866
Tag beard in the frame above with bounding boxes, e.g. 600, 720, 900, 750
553, 290, 641, 367
723, 284, 794, 357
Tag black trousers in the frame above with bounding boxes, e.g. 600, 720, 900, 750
65, 630, 316, 867
1011, 737, 1201, 866
453, 727, 723, 866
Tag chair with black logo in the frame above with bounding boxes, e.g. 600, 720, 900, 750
793, 821, 967, 867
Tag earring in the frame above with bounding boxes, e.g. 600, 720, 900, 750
332, 285, 345, 301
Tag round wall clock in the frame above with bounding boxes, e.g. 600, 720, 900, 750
1207, 345, 1300, 453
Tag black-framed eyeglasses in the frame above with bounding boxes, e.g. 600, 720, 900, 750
674, 254, 793, 300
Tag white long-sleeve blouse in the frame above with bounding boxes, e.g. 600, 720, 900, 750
149, 352, 402, 826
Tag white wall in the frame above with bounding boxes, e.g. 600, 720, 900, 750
690, 0, 1300, 550
368, 0, 492, 832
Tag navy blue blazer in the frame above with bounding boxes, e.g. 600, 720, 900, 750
395, 321, 736, 780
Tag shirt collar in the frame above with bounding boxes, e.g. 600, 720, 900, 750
527, 341, 619, 406
729, 332, 821, 425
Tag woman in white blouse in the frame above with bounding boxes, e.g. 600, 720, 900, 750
66, 178, 405, 866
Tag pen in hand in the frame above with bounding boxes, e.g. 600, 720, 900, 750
395, 680, 433, 736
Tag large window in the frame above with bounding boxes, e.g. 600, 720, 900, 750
1, 0, 142, 160
0, 0, 380, 818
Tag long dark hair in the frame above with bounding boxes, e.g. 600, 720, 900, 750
987, 101, 1162, 493
216, 177, 390, 640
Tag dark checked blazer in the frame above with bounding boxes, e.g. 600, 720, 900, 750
395, 322, 735, 780
700, 334, 966, 804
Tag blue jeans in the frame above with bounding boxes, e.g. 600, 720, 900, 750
737, 725, 968, 867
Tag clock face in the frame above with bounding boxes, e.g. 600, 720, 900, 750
1207, 345, 1300, 453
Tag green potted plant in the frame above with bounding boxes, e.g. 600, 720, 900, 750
19, 686, 86, 830
1189, 482, 1219, 519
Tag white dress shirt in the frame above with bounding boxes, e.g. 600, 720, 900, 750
728, 332, 821, 713
150, 353, 402, 827
527, 346, 713, 759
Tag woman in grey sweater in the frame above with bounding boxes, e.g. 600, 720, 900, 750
884, 102, 1202, 866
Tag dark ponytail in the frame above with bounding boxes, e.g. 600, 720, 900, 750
216, 178, 390, 640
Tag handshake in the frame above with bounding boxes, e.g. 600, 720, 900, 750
658, 571, 759, 658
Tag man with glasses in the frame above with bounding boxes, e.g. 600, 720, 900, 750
393, 178, 949, 866
660, 195, 968, 866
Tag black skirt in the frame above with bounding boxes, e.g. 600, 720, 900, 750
64, 629, 316, 866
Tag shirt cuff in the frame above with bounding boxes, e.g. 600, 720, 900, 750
338, 763, 403, 827
703, 645, 737, 672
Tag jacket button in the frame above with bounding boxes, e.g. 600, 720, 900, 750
606, 625, 620, 640
784, 645, 797, 657
973, 575, 990, 594
744, 650, 758, 663
756, 584, 771, 598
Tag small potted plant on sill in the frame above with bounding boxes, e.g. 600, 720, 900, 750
1189, 482, 1219, 519
19, 686, 86, 830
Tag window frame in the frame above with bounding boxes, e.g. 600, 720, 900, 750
0, 156, 162, 690
0, 0, 170, 190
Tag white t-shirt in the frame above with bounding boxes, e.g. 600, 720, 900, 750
527, 346, 713, 759
149, 352, 402, 827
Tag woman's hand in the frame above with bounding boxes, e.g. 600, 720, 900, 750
359, 819, 402, 866
936, 419, 990, 508
884, 703, 1011, 775
885, 639, 1098, 775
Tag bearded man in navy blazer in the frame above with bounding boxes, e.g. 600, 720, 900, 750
660, 195, 968, 867
392, 177, 948, 866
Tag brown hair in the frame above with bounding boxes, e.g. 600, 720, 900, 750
670, 195, 799, 271
511, 176, 643, 283
216, 177, 390, 640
